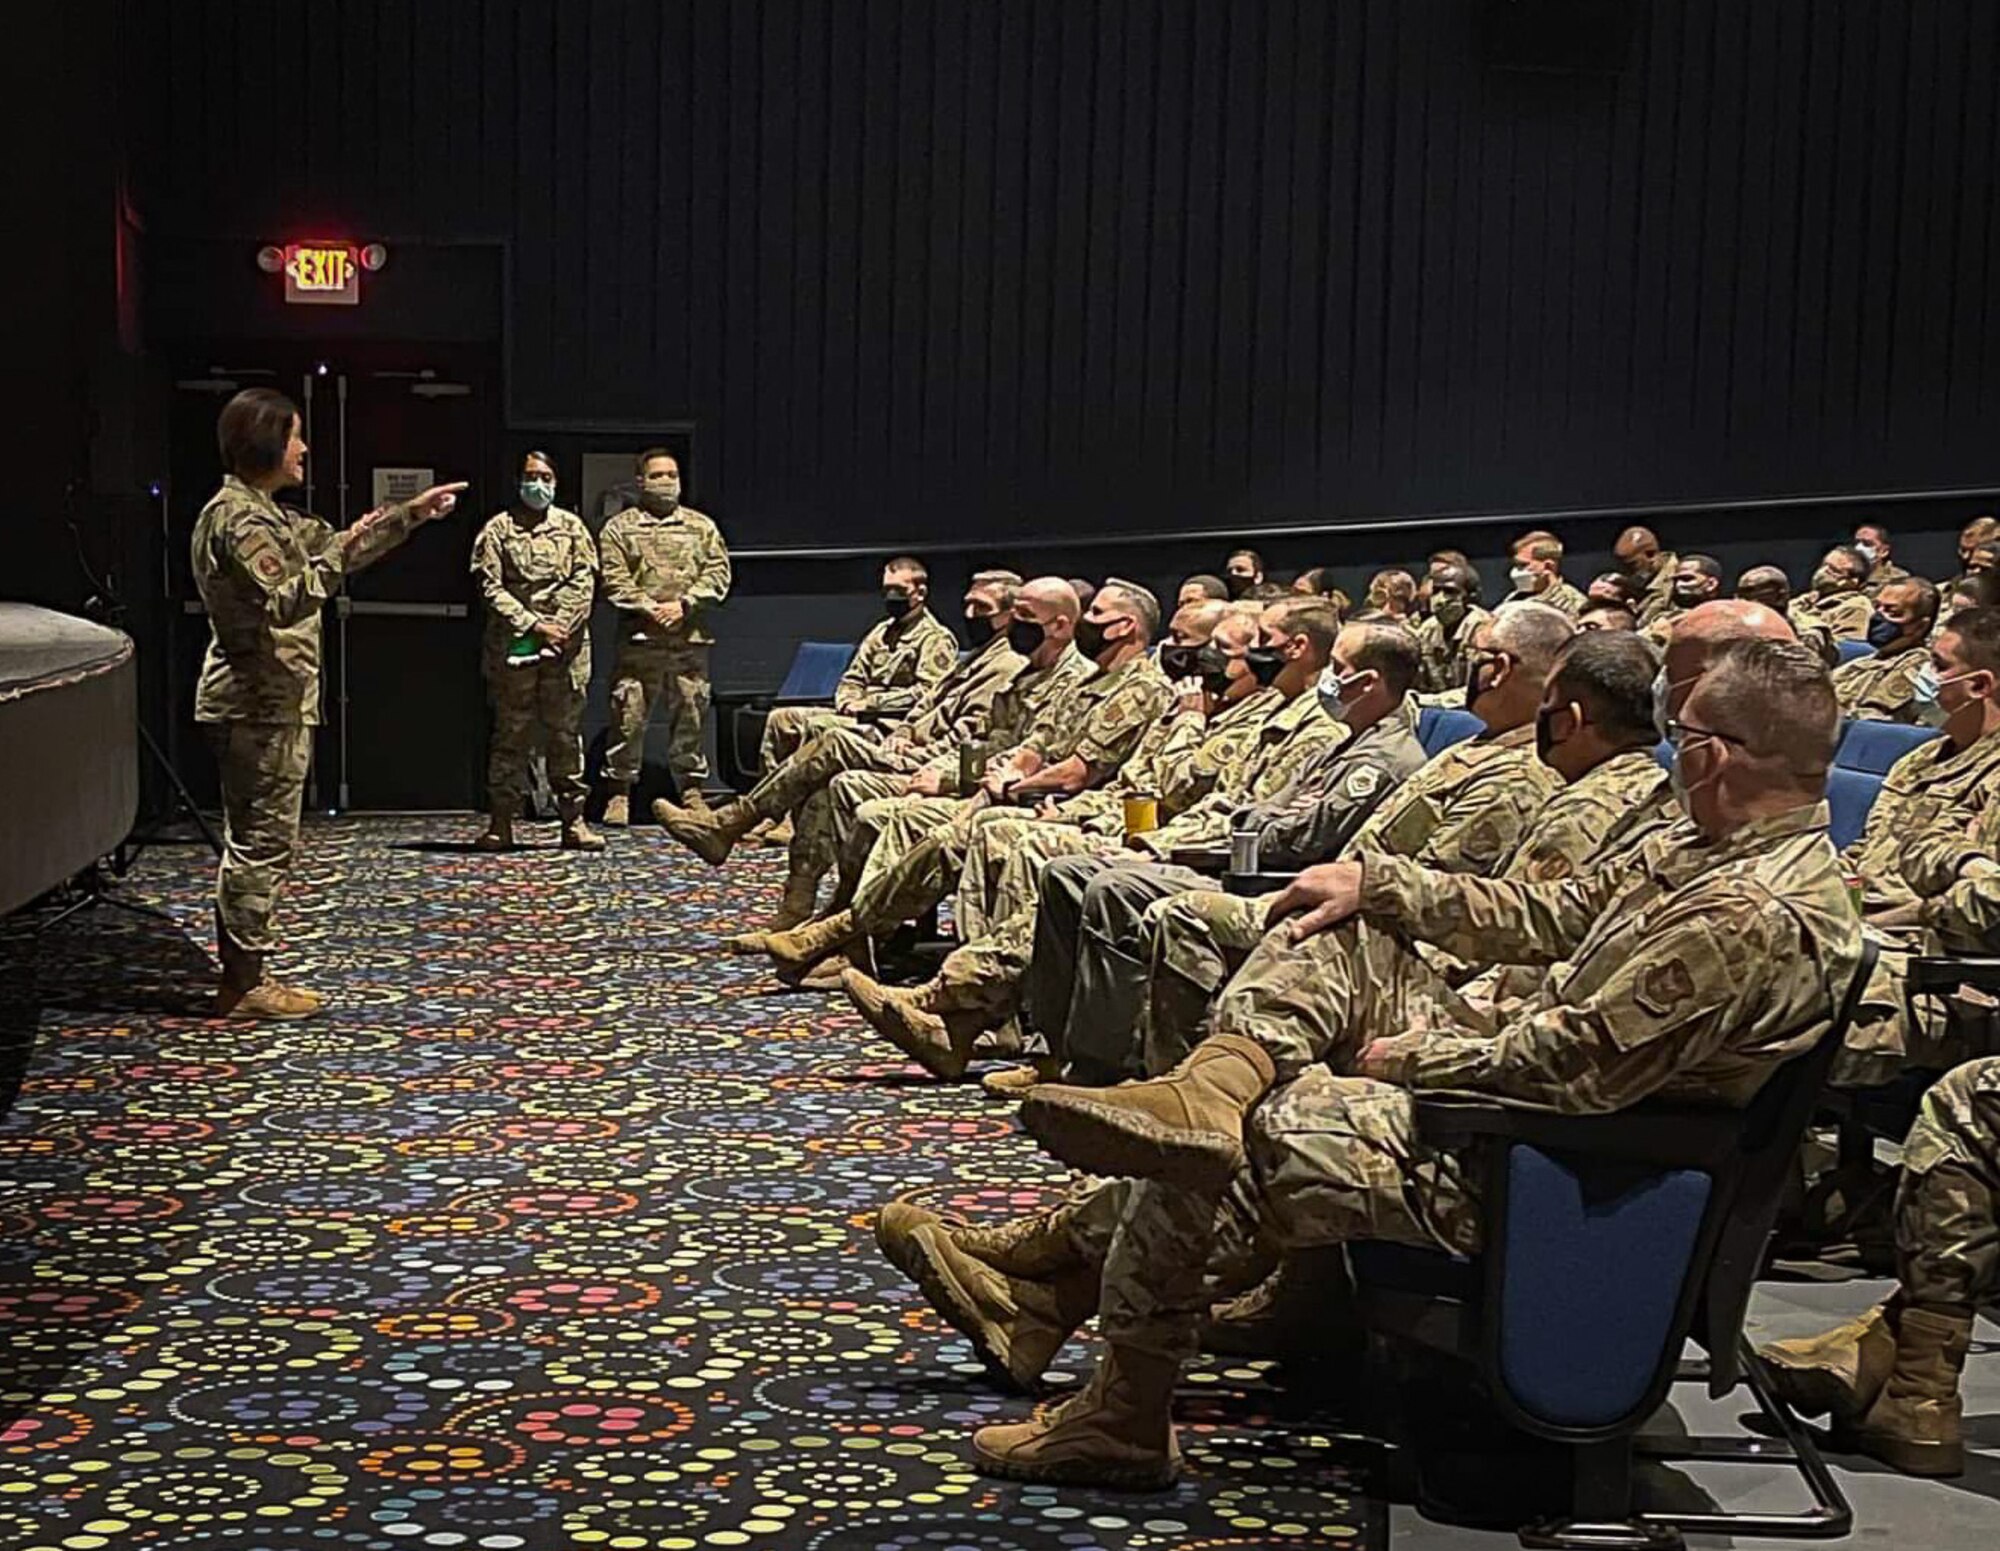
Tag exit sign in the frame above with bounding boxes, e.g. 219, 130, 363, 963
282, 244, 360, 305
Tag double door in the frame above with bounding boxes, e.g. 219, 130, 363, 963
167, 344, 497, 810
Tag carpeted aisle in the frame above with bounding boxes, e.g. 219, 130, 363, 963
0, 816, 1380, 1551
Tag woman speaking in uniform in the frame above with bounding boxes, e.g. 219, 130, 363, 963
468, 450, 603, 852
191, 387, 465, 1019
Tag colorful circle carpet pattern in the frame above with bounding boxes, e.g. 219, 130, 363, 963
0, 817, 1378, 1550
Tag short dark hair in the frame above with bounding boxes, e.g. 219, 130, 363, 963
1180, 573, 1230, 601
635, 446, 678, 474
1941, 605, 2000, 677
1578, 600, 1637, 632
1948, 571, 2000, 612
217, 388, 299, 479
1265, 596, 1342, 660
1883, 575, 1939, 626
1099, 577, 1162, 644
1554, 630, 1659, 742
1227, 548, 1264, 571
1068, 577, 1098, 610
1246, 581, 1288, 601
1431, 559, 1482, 605
1698, 639, 1839, 779
1341, 620, 1421, 699
1683, 553, 1723, 581
1589, 571, 1644, 606
884, 555, 928, 587
520, 448, 557, 476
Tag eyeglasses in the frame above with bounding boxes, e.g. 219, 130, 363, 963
1662, 717, 1747, 751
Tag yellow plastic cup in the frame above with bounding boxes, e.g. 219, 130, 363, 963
1122, 793, 1160, 837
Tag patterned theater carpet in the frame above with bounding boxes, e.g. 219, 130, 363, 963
0, 817, 1381, 1551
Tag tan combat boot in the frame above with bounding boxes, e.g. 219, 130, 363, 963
982, 1058, 1063, 1099
891, 1218, 1099, 1393
653, 796, 756, 865
1019, 1034, 1277, 1190
473, 813, 515, 852
217, 977, 324, 1020
1843, 1306, 1974, 1477
875, 1194, 1090, 1281
601, 791, 631, 827
972, 1343, 1183, 1488
795, 954, 853, 991
761, 813, 796, 847
680, 787, 711, 814
720, 928, 772, 955
559, 804, 606, 851
1757, 1302, 1897, 1423
763, 871, 821, 933
841, 968, 987, 1080
764, 909, 858, 983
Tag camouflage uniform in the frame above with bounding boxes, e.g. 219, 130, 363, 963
470, 505, 598, 814
1831, 645, 1929, 725
1126, 693, 1343, 857
759, 607, 959, 769
1135, 723, 1563, 1072
1090, 802, 1862, 1364
1843, 726, 2000, 911
1020, 711, 1430, 1081
1411, 607, 1492, 697
599, 502, 731, 793
1894, 1057, 2000, 1308
1632, 557, 1680, 630
1505, 578, 1587, 618
191, 476, 425, 954
1791, 590, 1874, 644
930, 690, 1286, 1015
840, 653, 1171, 935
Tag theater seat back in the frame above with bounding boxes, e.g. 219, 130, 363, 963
1417, 706, 1484, 758
774, 641, 856, 702
1835, 639, 1874, 665
1825, 767, 1881, 851
1834, 718, 1937, 776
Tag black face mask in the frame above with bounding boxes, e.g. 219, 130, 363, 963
1243, 646, 1286, 687
1534, 705, 1567, 766
1074, 617, 1118, 659
1465, 652, 1498, 706
1671, 582, 1708, 608
1006, 618, 1046, 657
1197, 645, 1237, 696
1226, 574, 1255, 599
883, 593, 914, 622
1159, 643, 1202, 679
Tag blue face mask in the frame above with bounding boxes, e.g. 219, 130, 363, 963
519, 479, 555, 511
1865, 613, 1904, 651
1911, 665, 1964, 728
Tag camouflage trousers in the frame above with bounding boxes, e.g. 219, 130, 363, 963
933, 817, 1119, 1019
605, 638, 710, 789
760, 705, 861, 772
732, 724, 907, 892
483, 651, 589, 813
205, 721, 313, 956
1897, 1056, 2000, 1309
842, 794, 974, 931
1141, 893, 1490, 1081
1834, 930, 2000, 1091
1096, 1069, 1484, 1362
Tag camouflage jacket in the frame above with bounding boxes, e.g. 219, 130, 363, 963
1363, 802, 1863, 1112
1345, 722, 1563, 874
1633, 557, 1679, 629
1505, 578, 1587, 618
1791, 589, 1873, 643
1906, 796, 2000, 951
835, 608, 961, 721
1503, 747, 1672, 886
1022, 652, 1173, 773
1141, 690, 1343, 853
893, 628, 1026, 750
470, 505, 598, 671
191, 475, 424, 725
1830, 645, 1927, 725
1843, 724, 2000, 908
1046, 686, 1278, 837
930, 647, 1095, 792
597, 504, 731, 646
1412, 607, 1492, 696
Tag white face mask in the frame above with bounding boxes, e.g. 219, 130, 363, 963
1318, 666, 1368, 722
1510, 565, 1539, 593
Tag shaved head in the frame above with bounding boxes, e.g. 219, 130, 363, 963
1662, 599, 1796, 719
1170, 598, 1229, 643
1019, 576, 1081, 624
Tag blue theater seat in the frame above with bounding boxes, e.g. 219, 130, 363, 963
726, 641, 859, 786
1833, 717, 1936, 776
1835, 638, 1874, 665
1349, 942, 1875, 1548
1824, 766, 1880, 851
1417, 706, 1485, 758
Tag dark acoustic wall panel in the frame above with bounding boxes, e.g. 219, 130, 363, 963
123, 1, 2000, 549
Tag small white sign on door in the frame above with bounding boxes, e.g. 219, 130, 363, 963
372, 467, 434, 508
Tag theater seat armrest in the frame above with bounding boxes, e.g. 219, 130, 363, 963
1223, 868, 1301, 897
1410, 1092, 1742, 1169
1907, 955, 2000, 996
